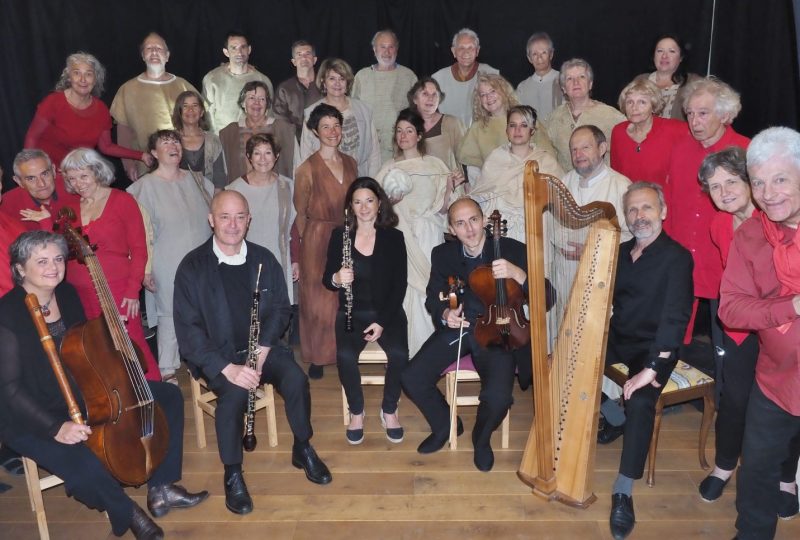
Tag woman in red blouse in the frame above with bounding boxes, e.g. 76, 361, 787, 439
697, 147, 799, 511
610, 78, 684, 188
25, 52, 153, 170
59, 148, 160, 381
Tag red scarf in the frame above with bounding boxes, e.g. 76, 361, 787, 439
760, 212, 800, 332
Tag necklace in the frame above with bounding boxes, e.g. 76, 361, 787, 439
40, 297, 54, 317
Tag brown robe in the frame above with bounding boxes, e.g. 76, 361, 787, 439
293, 151, 357, 365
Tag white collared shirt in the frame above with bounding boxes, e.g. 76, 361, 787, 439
213, 237, 248, 265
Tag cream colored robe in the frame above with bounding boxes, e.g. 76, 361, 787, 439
375, 155, 452, 356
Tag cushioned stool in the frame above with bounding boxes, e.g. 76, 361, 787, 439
605, 360, 715, 486
442, 355, 510, 451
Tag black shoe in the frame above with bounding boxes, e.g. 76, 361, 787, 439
609, 493, 635, 540
346, 412, 365, 445
292, 445, 332, 485
417, 417, 464, 454
379, 409, 404, 444
224, 471, 253, 515
778, 489, 799, 520
698, 474, 730, 502
147, 483, 209, 517
308, 364, 324, 379
130, 502, 164, 540
473, 444, 494, 472
598, 420, 625, 445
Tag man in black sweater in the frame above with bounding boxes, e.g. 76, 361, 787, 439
601, 182, 694, 540
174, 191, 331, 516
401, 197, 529, 473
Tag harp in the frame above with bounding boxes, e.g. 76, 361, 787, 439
517, 160, 620, 507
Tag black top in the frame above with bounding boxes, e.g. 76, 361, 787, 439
218, 262, 253, 353
323, 226, 408, 329
0, 283, 86, 440
351, 248, 374, 311
607, 230, 694, 381
425, 236, 530, 327
174, 238, 292, 381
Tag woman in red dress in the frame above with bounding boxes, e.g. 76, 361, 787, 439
25, 52, 153, 170
58, 148, 160, 381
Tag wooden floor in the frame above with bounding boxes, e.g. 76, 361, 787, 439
2, 357, 799, 540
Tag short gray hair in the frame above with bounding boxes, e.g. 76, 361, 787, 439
526, 32, 554, 54
55, 52, 106, 97
13, 149, 52, 178
682, 76, 742, 122
60, 148, 116, 191
747, 126, 800, 173
623, 181, 666, 212
452, 28, 479, 49
559, 58, 594, 89
10, 231, 68, 286
698, 147, 749, 191
372, 29, 398, 49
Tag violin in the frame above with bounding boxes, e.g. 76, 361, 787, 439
439, 275, 466, 311
468, 210, 530, 350
54, 207, 168, 486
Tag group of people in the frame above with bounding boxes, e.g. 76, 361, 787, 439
0, 24, 797, 540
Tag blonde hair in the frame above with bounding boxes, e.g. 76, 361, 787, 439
472, 73, 518, 126
618, 78, 664, 116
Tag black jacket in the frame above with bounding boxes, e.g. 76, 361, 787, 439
322, 226, 407, 329
0, 283, 86, 440
173, 238, 291, 381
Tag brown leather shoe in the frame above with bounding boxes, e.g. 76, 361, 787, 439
130, 502, 164, 540
147, 483, 209, 518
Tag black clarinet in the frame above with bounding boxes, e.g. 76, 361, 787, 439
242, 264, 263, 452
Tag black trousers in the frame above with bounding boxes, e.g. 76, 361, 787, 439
206, 345, 312, 465
5, 381, 184, 536
714, 331, 759, 470
736, 384, 800, 539
401, 327, 515, 447
336, 309, 409, 415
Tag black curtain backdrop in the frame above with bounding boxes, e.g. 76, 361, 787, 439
1, 0, 797, 191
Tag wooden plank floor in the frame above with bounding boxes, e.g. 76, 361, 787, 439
2, 357, 799, 539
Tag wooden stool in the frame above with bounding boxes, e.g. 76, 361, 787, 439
190, 377, 278, 448
443, 355, 510, 451
341, 341, 388, 424
22, 456, 64, 540
605, 360, 715, 486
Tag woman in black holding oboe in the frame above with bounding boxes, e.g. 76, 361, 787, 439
324, 177, 409, 445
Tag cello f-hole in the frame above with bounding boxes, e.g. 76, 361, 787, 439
112, 389, 123, 423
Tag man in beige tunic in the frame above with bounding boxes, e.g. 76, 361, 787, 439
352, 30, 418, 161
516, 32, 564, 121
202, 31, 273, 134
111, 33, 198, 180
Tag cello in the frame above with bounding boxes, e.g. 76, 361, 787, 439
54, 207, 168, 486
468, 210, 530, 350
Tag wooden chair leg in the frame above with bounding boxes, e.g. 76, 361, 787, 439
190, 378, 207, 449
22, 457, 51, 540
501, 409, 510, 449
646, 397, 665, 488
265, 384, 279, 448
699, 387, 716, 470
341, 386, 350, 426
446, 373, 458, 450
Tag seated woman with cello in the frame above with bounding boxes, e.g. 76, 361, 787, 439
400, 198, 533, 472
0, 231, 207, 540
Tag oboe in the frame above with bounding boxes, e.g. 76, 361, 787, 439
242, 264, 263, 452
342, 208, 354, 332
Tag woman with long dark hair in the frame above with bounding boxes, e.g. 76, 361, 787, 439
323, 177, 408, 445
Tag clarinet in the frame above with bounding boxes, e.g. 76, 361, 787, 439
342, 208, 354, 332
242, 264, 263, 452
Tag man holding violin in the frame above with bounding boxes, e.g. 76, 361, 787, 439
401, 197, 529, 472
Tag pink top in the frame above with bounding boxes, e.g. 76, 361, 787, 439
719, 217, 800, 415
25, 92, 141, 168
665, 126, 750, 299
610, 116, 685, 188
710, 208, 760, 344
